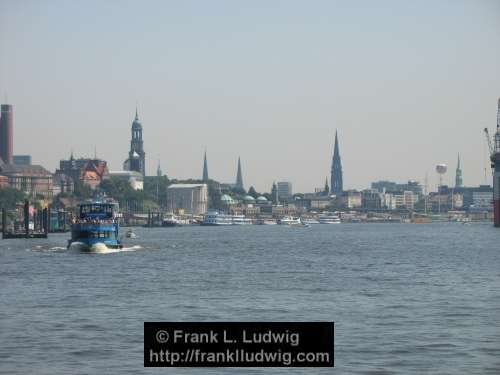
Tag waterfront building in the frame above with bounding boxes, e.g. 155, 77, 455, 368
293, 192, 332, 211
202, 151, 209, 182
229, 203, 260, 217
13, 155, 31, 166
330, 131, 343, 195
108, 170, 144, 190
0, 104, 13, 164
371, 180, 423, 195
235, 157, 244, 191
272, 204, 297, 217
123, 109, 146, 176
57, 154, 109, 189
52, 172, 74, 195
338, 190, 362, 209
392, 191, 419, 210
471, 190, 493, 209
382, 193, 397, 210
0, 164, 53, 198
455, 154, 463, 188
277, 181, 292, 200
362, 189, 383, 210
427, 186, 464, 212
166, 183, 208, 215
0, 174, 9, 188
442, 185, 492, 211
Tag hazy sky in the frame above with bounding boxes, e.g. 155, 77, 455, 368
1, 0, 499, 193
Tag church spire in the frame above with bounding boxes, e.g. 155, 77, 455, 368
157, 159, 162, 177
330, 130, 343, 194
202, 150, 209, 182
455, 153, 463, 188
135, 105, 139, 121
235, 157, 244, 191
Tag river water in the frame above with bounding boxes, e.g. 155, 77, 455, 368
1, 223, 499, 374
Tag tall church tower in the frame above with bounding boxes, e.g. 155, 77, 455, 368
126, 108, 146, 176
330, 130, 343, 195
455, 153, 463, 188
235, 157, 244, 190
202, 150, 209, 182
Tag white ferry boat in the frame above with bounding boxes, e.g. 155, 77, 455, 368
201, 211, 233, 226
319, 213, 341, 224
260, 219, 277, 225
302, 218, 320, 225
232, 215, 252, 225
278, 216, 302, 225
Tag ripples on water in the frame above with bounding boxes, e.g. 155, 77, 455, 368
1, 223, 499, 374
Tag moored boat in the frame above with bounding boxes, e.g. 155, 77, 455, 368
201, 210, 233, 226
278, 216, 302, 225
231, 215, 252, 225
319, 213, 341, 224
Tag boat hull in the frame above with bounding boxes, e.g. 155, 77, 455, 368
68, 241, 122, 253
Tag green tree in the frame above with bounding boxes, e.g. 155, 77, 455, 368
73, 180, 92, 199
0, 187, 26, 210
248, 186, 258, 198
143, 175, 170, 205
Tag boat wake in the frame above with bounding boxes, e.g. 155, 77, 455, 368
100, 245, 143, 254
68, 242, 143, 254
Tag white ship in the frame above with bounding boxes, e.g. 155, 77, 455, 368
260, 219, 277, 225
301, 218, 320, 225
201, 211, 233, 226
278, 216, 302, 225
319, 213, 341, 224
232, 215, 252, 225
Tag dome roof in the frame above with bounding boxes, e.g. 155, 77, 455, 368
256, 196, 268, 202
243, 195, 256, 202
221, 194, 233, 203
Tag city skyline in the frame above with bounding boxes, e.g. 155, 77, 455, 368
1, 1, 500, 192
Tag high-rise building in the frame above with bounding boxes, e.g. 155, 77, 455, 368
124, 108, 146, 176
0, 104, 14, 164
455, 153, 463, 188
330, 130, 343, 195
13, 155, 31, 166
235, 157, 244, 190
202, 151, 209, 182
277, 181, 292, 200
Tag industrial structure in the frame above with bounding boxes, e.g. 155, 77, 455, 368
0, 104, 14, 164
484, 98, 500, 227
330, 130, 343, 195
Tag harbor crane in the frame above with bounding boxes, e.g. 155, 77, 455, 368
484, 127, 495, 169
486, 98, 500, 227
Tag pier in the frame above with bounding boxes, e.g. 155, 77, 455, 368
1, 201, 49, 239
